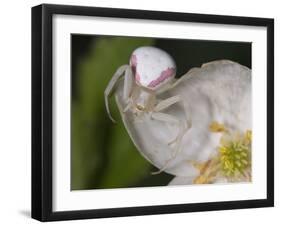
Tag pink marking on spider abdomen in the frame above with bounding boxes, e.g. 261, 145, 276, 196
148, 67, 175, 88
135, 72, 141, 82
130, 54, 137, 72
130, 54, 141, 82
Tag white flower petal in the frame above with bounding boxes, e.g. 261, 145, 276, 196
114, 60, 251, 177
168, 176, 195, 185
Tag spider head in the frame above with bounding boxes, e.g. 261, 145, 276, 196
131, 87, 156, 115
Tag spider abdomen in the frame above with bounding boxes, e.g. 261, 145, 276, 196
130, 46, 176, 90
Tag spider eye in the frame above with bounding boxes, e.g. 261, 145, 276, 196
136, 104, 144, 111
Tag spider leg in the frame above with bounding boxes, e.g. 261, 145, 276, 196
151, 112, 179, 123
149, 94, 192, 174
154, 95, 191, 145
123, 66, 133, 101
123, 101, 132, 113
151, 143, 182, 175
150, 112, 181, 144
158, 80, 193, 130
104, 65, 133, 123
151, 141, 183, 175
154, 95, 181, 112
167, 120, 190, 146
150, 112, 183, 174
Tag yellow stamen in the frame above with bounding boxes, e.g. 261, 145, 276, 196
218, 131, 251, 178
244, 130, 252, 144
209, 121, 226, 133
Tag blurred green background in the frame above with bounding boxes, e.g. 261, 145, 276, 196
71, 35, 251, 190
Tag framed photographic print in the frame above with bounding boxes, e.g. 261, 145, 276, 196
31, 4, 274, 221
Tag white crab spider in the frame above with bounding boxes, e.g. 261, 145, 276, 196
106, 55, 251, 182
105, 46, 191, 172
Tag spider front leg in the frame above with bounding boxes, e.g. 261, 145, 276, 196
152, 95, 191, 145
150, 111, 185, 175
150, 103, 189, 175
104, 65, 134, 123
151, 111, 183, 143
150, 111, 186, 156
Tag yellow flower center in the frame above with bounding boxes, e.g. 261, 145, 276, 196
191, 123, 252, 184
219, 139, 250, 177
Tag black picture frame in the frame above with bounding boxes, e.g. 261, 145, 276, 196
32, 3, 274, 222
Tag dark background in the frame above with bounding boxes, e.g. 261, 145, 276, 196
71, 34, 251, 190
